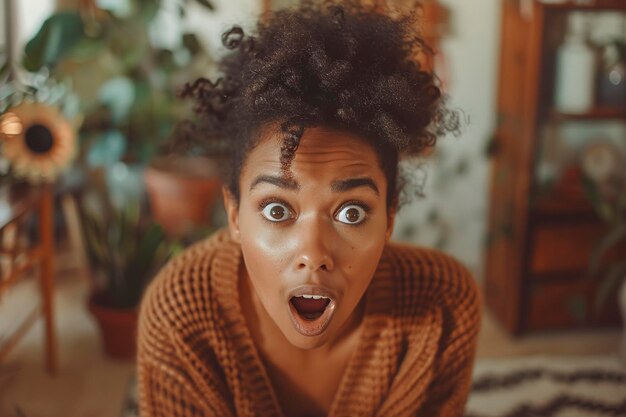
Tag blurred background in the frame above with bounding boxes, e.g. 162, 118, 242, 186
0, 0, 625, 416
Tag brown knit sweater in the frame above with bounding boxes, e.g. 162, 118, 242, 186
137, 228, 482, 417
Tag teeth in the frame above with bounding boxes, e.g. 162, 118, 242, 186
299, 294, 328, 300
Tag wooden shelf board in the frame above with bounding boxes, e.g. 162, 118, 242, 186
549, 106, 626, 122
530, 196, 597, 221
541, 1, 626, 12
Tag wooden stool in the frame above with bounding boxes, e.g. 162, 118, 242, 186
0, 183, 57, 374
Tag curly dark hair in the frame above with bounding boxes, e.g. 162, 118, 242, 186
174, 0, 459, 209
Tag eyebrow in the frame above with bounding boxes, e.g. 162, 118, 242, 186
331, 177, 379, 196
249, 174, 379, 196
249, 175, 300, 191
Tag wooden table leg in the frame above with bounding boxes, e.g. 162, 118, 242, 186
39, 185, 58, 374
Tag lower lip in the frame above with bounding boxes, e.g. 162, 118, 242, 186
287, 298, 336, 337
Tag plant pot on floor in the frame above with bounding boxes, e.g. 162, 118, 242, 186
87, 292, 139, 360
144, 156, 222, 237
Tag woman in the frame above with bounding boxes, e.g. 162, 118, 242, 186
137, 1, 481, 416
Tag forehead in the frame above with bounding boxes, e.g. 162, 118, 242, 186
240, 126, 384, 182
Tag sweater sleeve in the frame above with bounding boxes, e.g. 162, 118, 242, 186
418, 257, 482, 417
136, 257, 237, 417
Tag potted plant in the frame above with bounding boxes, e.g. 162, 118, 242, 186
22, 0, 215, 164
79, 166, 181, 359
581, 142, 626, 362
143, 116, 230, 237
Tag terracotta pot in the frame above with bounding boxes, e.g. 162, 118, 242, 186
144, 156, 222, 237
87, 292, 139, 360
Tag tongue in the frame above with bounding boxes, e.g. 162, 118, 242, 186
291, 297, 330, 314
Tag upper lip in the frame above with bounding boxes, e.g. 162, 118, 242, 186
287, 284, 338, 302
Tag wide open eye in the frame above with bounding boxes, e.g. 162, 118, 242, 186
335, 204, 367, 225
261, 202, 293, 222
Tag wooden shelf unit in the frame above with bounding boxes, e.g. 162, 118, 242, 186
484, 0, 626, 335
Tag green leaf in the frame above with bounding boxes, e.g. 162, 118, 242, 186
0, 59, 7, 80
593, 261, 626, 316
86, 130, 127, 168
588, 223, 626, 279
455, 157, 469, 176
182, 33, 203, 56
98, 77, 136, 123
81, 207, 110, 269
427, 209, 439, 224
138, 0, 161, 22
484, 133, 499, 157
566, 295, 587, 324
194, 0, 215, 11
23, 11, 86, 71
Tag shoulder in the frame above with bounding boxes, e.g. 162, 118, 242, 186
138, 228, 236, 337
382, 240, 482, 331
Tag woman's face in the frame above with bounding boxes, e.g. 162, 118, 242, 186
224, 125, 395, 350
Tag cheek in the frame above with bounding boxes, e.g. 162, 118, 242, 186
238, 224, 292, 304
339, 232, 387, 296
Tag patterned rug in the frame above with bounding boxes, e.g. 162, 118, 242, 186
121, 355, 626, 417
466, 355, 626, 417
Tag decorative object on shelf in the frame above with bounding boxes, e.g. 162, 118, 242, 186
0, 102, 77, 184
80, 165, 182, 359
598, 39, 626, 107
581, 141, 624, 185
554, 12, 596, 114
552, 163, 585, 201
593, 13, 626, 107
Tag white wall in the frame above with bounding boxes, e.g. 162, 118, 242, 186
184, 0, 261, 59
0, 0, 54, 53
391, 0, 501, 280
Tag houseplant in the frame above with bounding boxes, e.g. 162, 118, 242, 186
21, 0, 224, 238
582, 142, 626, 362
22, 0, 216, 165
17, 0, 222, 356
80, 165, 182, 359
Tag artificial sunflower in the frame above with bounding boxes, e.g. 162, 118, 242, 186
0, 102, 77, 184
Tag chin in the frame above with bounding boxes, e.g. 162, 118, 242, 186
284, 331, 331, 350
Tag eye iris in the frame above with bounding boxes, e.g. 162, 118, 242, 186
345, 207, 360, 222
270, 205, 285, 219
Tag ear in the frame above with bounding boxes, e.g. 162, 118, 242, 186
385, 203, 397, 243
222, 185, 241, 243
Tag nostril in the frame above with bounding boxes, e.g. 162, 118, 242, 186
297, 259, 332, 271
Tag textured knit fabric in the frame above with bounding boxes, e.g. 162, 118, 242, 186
137, 228, 482, 417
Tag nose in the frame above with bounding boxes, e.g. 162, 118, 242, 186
295, 218, 335, 272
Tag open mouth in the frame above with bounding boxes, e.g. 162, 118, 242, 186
290, 296, 331, 320
287, 295, 336, 336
